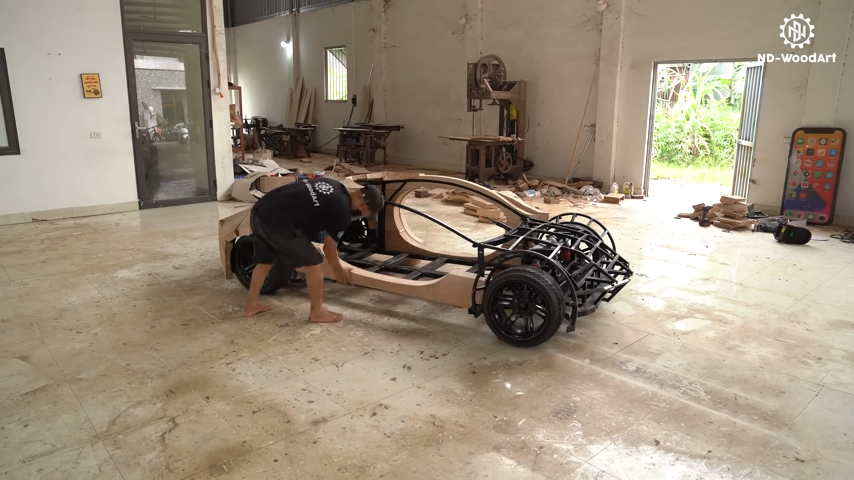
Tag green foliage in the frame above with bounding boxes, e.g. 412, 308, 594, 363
652, 163, 734, 186
651, 63, 744, 172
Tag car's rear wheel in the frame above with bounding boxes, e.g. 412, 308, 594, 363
231, 235, 295, 295
482, 265, 565, 348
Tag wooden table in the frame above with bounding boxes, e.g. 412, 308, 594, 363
441, 135, 525, 182
335, 124, 404, 165
266, 124, 316, 158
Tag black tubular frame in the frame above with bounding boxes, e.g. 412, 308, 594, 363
337, 177, 634, 329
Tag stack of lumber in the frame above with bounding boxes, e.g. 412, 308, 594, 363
677, 195, 755, 230
286, 76, 317, 126
440, 189, 507, 223
357, 85, 372, 123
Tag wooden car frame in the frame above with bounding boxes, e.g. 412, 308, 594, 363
218, 173, 633, 347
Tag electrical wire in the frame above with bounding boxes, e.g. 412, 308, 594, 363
318, 135, 339, 149
830, 228, 854, 243
346, 102, 355, 126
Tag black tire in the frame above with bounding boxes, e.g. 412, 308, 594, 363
230, 236, 294, 295
482, 265, 565, 348
340, 217, 371, 248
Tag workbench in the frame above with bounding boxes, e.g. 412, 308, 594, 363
443, 135, 525, 182
265, 123, 316, 158
335, 124, 404, 165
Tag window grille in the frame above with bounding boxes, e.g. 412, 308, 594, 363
325, 46, 347, 102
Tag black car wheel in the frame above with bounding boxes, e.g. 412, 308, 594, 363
482, 265, 565, 348
230, 236, 295, 295
340, 217, 372, 248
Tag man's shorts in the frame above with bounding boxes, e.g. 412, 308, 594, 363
249, 208, 324, 267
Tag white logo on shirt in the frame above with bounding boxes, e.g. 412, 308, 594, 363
305, 182, 320, 207
315, 182, 334, 195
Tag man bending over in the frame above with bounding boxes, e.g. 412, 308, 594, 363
243, 178, 384, 323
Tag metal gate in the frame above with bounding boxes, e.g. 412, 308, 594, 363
732, 62, 765, 198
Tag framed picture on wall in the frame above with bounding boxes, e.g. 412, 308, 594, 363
81, 73, 103, 98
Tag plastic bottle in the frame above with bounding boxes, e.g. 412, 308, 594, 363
611, 182, 619, 194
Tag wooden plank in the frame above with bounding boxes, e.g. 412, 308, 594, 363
463, 203, 502, 219
714, 217, 755, 230
359, 86, 372, 123
603, 193, 624, 204
720, 203, 748, 213
305, 89, 316, 123
322, 258, 479, 309
442, 194, 470, 204
468, 197, 494, 209
297, 84, 310, 125
288, 76, 304, 126
285, 87, 294, 127
540, 179, 567, 190
720, 195, 746, 205
692, 203, 706, 211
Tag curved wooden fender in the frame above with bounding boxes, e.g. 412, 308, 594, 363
322, 257, 481, 309
372, 175, 546, 261
380, 174, 548, 221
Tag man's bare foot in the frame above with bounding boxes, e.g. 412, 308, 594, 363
243, 304, 272, 318
309, 308, 343, 324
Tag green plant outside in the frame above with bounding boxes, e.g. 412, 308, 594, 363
651, 62, 745, 186
326, 67, 347, 101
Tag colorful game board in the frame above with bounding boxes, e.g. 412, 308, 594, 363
781, 127, 846, 226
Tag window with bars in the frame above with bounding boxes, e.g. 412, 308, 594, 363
0, 49, 20, 156
325, 46, 347, 102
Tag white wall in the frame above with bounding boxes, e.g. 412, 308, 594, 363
298, 4, 366, 151
482, 0, 602, 180
0, 0, 137, 218
229, 15, 295, 126
0, 0, 234, 219
229, 0, 854, 222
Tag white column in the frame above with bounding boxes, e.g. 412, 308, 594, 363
592, 0, 626, 186
801, 0, 854, 126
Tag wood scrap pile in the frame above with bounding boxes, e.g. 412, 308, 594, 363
286, 77, 316, 126
332, 162, 371, 175
504, 175, 600, 203
439, 189, 507, 223
678, 195, 755, 230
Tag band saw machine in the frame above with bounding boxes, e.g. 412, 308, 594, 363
444, 54, 529, 183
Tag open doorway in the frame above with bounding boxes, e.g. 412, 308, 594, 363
643, 60, 765, 203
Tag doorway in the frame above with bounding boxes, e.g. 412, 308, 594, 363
120, 0, 216, 209
643, 60, 765, 203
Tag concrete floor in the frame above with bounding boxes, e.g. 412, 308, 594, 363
1, 192, 853, 480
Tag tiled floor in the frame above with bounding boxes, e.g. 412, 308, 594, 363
1, 193, 853, 480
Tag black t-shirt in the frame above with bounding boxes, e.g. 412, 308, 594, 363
252, 178, 353, 240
